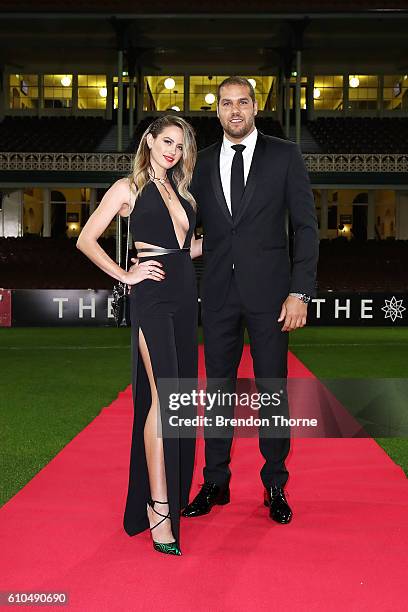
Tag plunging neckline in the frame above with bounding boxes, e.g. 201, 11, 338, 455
150, 179, 190, 250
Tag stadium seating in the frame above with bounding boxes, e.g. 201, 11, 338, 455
3, 115, 408, 154
2, 236, 407, 292
0, 236, 116, 289
0, 116, 112, 152
127, 116, 285, 151
317, 239, 408, 292
307, 117, 408, 153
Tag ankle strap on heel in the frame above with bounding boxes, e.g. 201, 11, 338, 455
147, 498, 171, 531
148, 498, 168, 505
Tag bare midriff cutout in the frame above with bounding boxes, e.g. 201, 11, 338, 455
135, 241, 173, 257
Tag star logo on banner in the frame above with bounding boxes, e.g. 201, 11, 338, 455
381, 296, 406, 323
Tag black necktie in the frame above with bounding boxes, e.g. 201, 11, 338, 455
230, 144, 246, 219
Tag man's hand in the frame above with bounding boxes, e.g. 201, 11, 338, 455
278, 295, 308, 332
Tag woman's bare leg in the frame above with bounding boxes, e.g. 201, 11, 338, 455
139, 328, 175, 543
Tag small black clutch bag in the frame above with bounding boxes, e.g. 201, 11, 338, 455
112, 280, 130, 327
112, 205, 131, 328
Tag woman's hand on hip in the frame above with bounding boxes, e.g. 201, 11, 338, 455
124, 257, 165, 287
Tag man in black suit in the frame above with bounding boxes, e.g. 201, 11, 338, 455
183, 77, 319, 523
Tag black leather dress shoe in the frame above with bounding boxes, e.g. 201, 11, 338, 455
264, 486, 293, 524
181, 482, 230, 517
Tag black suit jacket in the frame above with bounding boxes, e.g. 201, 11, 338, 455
191, 131, 319, 312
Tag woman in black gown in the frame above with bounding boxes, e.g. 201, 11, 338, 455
77, 116, 202, 556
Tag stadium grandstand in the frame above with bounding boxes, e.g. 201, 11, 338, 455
1, 5, 408, 296
1, 1, 408, 300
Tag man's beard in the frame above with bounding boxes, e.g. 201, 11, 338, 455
222, 119, 254, 141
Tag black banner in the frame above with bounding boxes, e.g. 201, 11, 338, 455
308, 293, 407, 326
8, 290, 408, 327
12, 289, 115, 327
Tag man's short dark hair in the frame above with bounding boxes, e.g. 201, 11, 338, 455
217, 76, 256, 105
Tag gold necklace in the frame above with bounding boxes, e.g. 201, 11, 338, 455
149, 173, 172, 201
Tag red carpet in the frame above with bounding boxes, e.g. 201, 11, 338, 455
1, 348, 407, 611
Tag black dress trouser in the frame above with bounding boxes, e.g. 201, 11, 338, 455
202, 272, 290, 489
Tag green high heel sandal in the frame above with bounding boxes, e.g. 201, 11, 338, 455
147, 498, 182, 556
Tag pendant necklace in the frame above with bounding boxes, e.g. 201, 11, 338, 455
149, 172, 172, 201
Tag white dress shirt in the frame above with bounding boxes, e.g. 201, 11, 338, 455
219, 128, 258, 214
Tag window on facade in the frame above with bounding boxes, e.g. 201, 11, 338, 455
251, 76, 277, 111
383, 75, 408, 110
113, 75, 131, 110
189, 76, 276, 112
44, 74, 72, 109
287, 75, 308, 109
328, 205, 338, 230
9, 74, 38, 110
189, 76, 227, 111
348, 75, 378, 110
313, 76, 343, 110
78, 75, 107, 110
144, 76, 184, 112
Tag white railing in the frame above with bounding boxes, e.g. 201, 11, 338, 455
303, 153, 408, 172
0, 152, 133, 172
0, 152, 408, 172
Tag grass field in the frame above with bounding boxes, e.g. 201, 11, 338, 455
0, 326, 407, 507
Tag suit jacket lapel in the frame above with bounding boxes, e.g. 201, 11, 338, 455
233, 132, 266, 226
211, 141, 233, 225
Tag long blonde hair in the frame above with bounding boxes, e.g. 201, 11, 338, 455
128, 115, 197, 209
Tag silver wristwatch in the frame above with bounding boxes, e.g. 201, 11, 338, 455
289, 292, 311, 304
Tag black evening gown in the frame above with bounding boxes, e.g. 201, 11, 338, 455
123, 177, 198, 546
